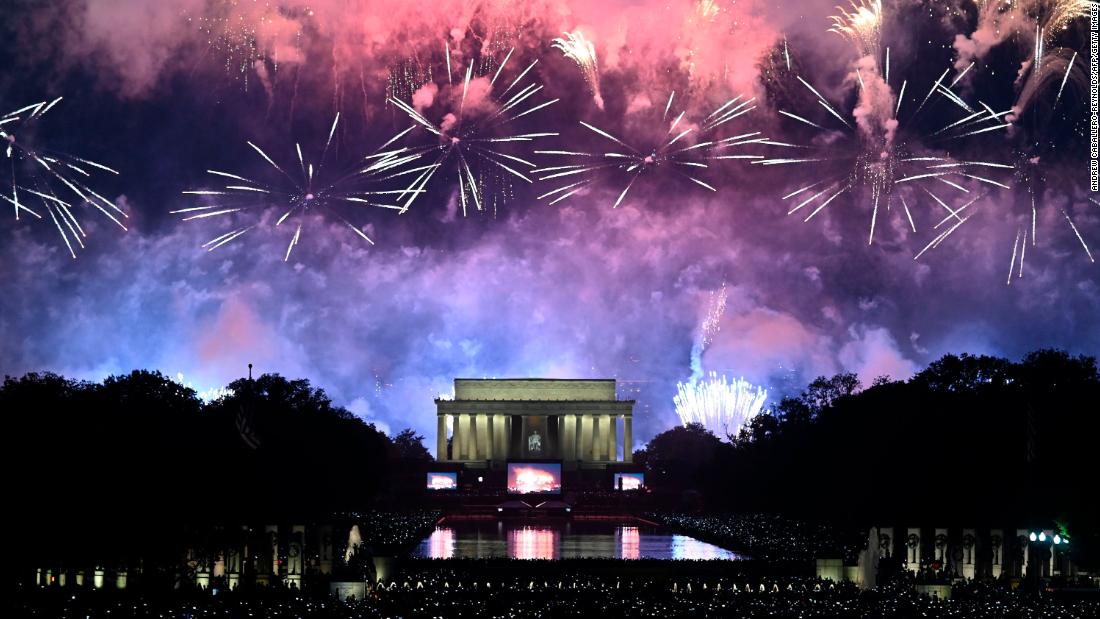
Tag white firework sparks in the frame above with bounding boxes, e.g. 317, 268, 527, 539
388, 45, 559, 217
700, 281, 728, 350
829, 0, 884, 58
1, 97, 126, 258
534, 92, 765, 208
760, 38, 1014, 246
551, 30, 604, 109
674, 372, 768, 441
175, 114, 421, 261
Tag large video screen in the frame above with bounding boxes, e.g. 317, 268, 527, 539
614, 473, 645, 491
426, 472, 458, 490
507, 462, 562, 495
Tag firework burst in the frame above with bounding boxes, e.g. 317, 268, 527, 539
533, 92, 765, 208
388, 44, 559, 217
674, 372, 768, 441
760, 30, 1015, 247
1, 98, 126, 258
175, 114, 421, 261
551, 31, 604, 109
829, 0, 884, 58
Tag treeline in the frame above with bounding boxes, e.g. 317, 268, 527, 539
638, 350, 1099, 564
3, 370, 430, 566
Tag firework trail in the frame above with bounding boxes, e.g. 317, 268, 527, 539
700, 281, 728, 351
674, 372, 768, 441
387, 44, 559, 217
673, 281, 764, 442
760, 10, 1015, 246
1, 98, 126, 258
534, 92, 765, 208
552, 31, 604, 110
186, 1, 307, 90
175, 114, 421, 261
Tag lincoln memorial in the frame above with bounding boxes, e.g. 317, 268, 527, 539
436, 378, 635, 469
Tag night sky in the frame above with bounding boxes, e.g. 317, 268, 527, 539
1, 0, 1097, 448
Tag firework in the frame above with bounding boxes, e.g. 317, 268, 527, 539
760, 34, 1014, 246
186, 1, 307, 89
674, 372, 768, 441
534, 92, 765, 208
700, 281, 728, 350
175, 114, 421, 261
551, 31, 604, 109
1, 98, 126, 258
829, 0, 884, 58
388, 45, 559, 217
1033, 0, 1094, 41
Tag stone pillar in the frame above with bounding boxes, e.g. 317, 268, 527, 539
266, 524, 280, 578
1043, 529, 1055, 577
437, 415, 448, 461
521, 416, 530, 457
608, 415, 618, 461
591, 415, 603, 460
553, 416, 562, 458
563, 415, 576, 464
287, 525, 304, 588
1015, 529, 1030, 578
477, 414, 491, 461
580, 415, 592, 462
494, 415, 508, 462
933, 528, 948, 574
905, 528, 921, 573
453, 415, 465, 460
623, 415, 633, 462
961, 529, 976, 580
486, 415, 495, 459
506, 415, 514, 457
459, 414, 474, 460
319, 525, 334, 575
990, 530, 1005, 579
469, 414, 480, 460
877, 527, 893, 559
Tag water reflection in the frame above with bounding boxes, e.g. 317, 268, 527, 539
618, 526, 640, 560
426, 528, 455, 559
413, 523, 743, 561
509, 528, 558, 560
670, 534, 732, 560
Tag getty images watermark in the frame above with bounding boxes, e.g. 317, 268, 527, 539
1092, 2, 1099, 191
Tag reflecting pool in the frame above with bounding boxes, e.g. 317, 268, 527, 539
411, 521, 744, 560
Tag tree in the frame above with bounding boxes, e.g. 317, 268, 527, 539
642, 423, 726, 492
802, 372, 861, 413
391, 428, 432, 460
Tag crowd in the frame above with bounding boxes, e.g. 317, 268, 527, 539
647, 513, 865, 562
336, 510, 441, 554
16, 568, 1098, 618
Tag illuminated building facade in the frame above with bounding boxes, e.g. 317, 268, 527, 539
435, 378, 634, 469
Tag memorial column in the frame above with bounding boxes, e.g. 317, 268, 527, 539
592, 415, 603, 461
437, 415, 447, 460
608, 415, 617, 462
623, 415, 633, 462
453, 415, 464, 460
